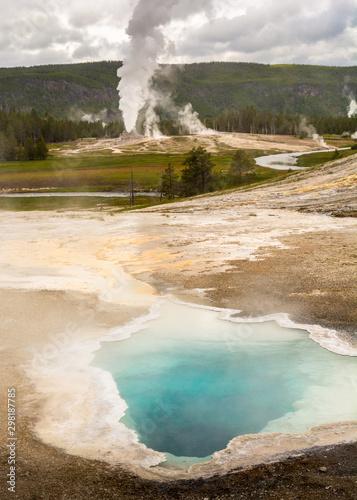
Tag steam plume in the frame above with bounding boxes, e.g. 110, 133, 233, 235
69, 107, 121, 126
177, 103, 214, 135
299, 117, 328, 148
347, 99, 357, 118
140, 88, 214, 137
345, 90, 357, 137
117, 0, 212, 134
143, 92, 162, 138
81, 109, 109, 127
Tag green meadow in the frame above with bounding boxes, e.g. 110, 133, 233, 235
0, 154, 179, 191
0, 148, 267, 193
296, 148, 356, 167
1, 138, 353, 211
0, 195, 157, 211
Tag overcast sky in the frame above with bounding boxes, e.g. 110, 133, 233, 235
1, 0, 356, 68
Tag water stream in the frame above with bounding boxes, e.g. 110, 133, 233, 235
0, 191, 156, 197
255, 147, 350, 170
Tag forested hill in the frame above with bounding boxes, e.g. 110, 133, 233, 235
0, 61, 356, 120
0, 61, 120, 119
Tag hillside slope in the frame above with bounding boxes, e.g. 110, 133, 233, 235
144, 153, 357, 216
0, 61, 120, 118
136, 152, 357, 335
154, 62, 357, 118
0, 61, 355, 119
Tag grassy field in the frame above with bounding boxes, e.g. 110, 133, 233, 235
0, 194, 158, 211
0, 148, 272, 193
0, 154, 179, 191
6, 135, 347, 211
296, 148, 356, 167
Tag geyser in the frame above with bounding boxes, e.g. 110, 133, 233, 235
298, 117, 328, 148
348, 99, 357, 118
117, 0, 213, 136
93, 299, 357, 462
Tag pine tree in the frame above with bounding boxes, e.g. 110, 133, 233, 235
181, 147, 215, 196
35, 135, 48, 160
0, 132, 6, 161
24, 137, 35, 160
226, 149, 254, 186
5, 135, 18, 161
16, 146, 26, 160
160, 163, 179, 199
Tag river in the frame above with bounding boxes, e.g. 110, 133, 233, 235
255, 147, 350, 170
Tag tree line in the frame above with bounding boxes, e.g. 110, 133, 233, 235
202, 106, 357, 136
0, 108, 124, 161
1, 106, 356, 162
160, 143, 357, 201
160, 146, 255, 199
151, 106, 357, 137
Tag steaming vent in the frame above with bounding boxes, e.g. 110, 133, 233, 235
118, 131, 144, 142
117, 0, 213, 138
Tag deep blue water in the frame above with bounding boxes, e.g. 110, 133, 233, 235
92, 299, 357, 459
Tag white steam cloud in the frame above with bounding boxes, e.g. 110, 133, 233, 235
141, 89, 214, 137
177, 103, 214, 135
347, 99, 357, 118
81, 109, 108, 126
345, 88, 357, 137
299, 117, 328, 148
117, 0, 212, 135
143, 92, 162, 138
69, 107, 121, 126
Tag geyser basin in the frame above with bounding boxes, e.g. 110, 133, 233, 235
93, 299, 357, 464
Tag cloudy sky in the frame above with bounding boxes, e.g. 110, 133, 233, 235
1, 0, 356, 68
